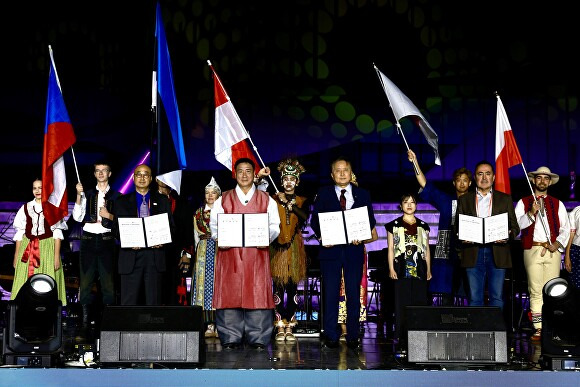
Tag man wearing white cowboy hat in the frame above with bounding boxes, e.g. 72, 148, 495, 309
515, 166, 571, 341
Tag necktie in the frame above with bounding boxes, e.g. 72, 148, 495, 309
340, 189, 347, 210
139, 197, 149, 217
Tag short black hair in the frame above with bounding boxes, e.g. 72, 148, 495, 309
474, 160, 494, 176
453, 167, 472, 181
400, 192, 418, 206
234, 157, 255, 172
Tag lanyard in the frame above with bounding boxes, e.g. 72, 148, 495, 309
475, 191, 492, 218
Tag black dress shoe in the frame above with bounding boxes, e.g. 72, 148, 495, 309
323, 340, 339, 349
249, 343, 265, 350
346, 340, 360, 349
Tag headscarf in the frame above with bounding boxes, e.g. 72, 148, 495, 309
205, 176, 221, 195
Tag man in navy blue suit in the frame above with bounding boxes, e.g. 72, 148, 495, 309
311, 157, 377, 349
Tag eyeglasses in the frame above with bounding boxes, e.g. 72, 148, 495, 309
134, 173, 151, 178
95, 169, 110, 173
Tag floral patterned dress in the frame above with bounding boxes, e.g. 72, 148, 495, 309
191, 205, 217, 311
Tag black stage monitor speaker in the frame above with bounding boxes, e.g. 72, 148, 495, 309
406, 306, 507, 364
99, 306, 204, 364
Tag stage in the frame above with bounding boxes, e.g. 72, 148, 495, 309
1, 318, 579, 386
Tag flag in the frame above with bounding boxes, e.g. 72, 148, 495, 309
42, 46, 76, 227
209, 61, 259, 177
495, 95, 523, 194
152, 2, 187, 170
374, 64, 441, 165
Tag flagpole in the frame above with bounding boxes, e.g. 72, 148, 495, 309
207, 60, 279, 192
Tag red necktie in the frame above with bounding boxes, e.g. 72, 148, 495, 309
340, 189, 347, 210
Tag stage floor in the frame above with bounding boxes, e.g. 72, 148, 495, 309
2, 318, 579, 386
2, 317, 545, 371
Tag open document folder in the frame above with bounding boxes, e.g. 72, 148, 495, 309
318, 206, 372, 246
118, 213, 172, 248
458, 213, 508, 244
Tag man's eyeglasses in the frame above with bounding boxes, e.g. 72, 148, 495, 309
134, 173, 151, 178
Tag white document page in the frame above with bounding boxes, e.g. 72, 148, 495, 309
344, 206, 371, 243
144, 213, 172, 246
118, 218, 146, 248
243, 213, 270, 247
217, 213, 243, 247
318, 211, 347, 246
483, 212, 509, 243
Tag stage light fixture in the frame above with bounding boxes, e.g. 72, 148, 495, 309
2, 273, 63, 367
539, 277, 580, 371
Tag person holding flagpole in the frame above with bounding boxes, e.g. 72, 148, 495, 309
11, 179, 68, 306
407, 149, 472, 305
72, 161, 120, 331
514, 166, 570, 341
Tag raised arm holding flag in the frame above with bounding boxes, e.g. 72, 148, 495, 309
373, 63, 441, 172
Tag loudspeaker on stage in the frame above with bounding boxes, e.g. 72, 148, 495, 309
406, 306, 507, 364
99, 305, 204, 365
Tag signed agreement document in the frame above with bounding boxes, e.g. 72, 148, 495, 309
217, 213, 269, 247
318, 206, 371, 246
118, 213, 172, 248
458, 212, 508, 244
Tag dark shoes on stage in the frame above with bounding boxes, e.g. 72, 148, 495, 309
322, 338, 359, 349
322, 339, 339, 349
222, 343, 241, 350
346, 340, 360, 350
222, 342, 266, 350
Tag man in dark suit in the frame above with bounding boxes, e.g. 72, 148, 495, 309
310, 157, 377, 349
455, 160, 519, 310
112, 164, 174, 305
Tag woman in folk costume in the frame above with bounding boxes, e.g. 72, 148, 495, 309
270, 158, 309, 342
11, 179, 67, 305
337, 172, 378, 340
191, 177, 221, 338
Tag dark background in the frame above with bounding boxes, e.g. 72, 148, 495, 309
2, 0, 579, 205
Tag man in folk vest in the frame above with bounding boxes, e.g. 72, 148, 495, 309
209, 158, 281, 350
515, 166, 571, 341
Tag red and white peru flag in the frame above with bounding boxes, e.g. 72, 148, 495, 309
494, 95, 522, 195
209, 61, 259, 177
42, 46, 76, 226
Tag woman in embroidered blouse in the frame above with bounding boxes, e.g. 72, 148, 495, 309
191, 177, 221, 338
11, 179, 67, 305
385, 193, 431, 342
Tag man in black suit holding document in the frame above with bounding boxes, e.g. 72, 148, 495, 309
455, 161, 519, 310
113, 164, 174, 306
311, 157, 377, 349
